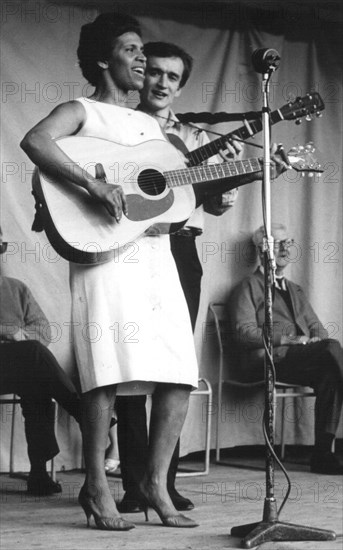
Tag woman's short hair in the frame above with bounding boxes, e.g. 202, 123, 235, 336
77, 12, 141, 86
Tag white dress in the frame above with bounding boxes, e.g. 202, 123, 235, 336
70, 98, 198, 393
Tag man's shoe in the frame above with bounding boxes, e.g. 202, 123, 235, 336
27, 472, 62, 496
169, 489, 194, 511
117, 492, 144, 514
310, 452, 343, 475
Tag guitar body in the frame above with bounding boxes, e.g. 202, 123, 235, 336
33, 137, 196, 264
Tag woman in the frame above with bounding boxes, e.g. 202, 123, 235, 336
21, 13, 198, 530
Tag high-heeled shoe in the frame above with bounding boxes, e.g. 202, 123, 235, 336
78, 487, 135, 531
139, 490, 198, 528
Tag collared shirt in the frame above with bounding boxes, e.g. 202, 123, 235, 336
162, 110, 213, 231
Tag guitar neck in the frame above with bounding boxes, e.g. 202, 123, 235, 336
165, 157, 261, 190
186, 109, 283, 166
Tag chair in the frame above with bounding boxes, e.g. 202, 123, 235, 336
208, 302, 315, 462
0, 394, 58, 480
177, 378, 213, 477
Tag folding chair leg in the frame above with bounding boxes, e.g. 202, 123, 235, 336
49, 400, 58, 481
280, 396, 287, 461
9, 399, 17, 474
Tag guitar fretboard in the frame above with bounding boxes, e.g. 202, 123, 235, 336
185, 93, 324, 166
166, 157, 261, 188
186, 111, 283, 166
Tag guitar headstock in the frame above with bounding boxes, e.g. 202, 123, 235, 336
287, 142, 323, 176
280, 93, 325, 124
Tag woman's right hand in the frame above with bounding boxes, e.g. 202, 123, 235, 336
87, 163, 128, 222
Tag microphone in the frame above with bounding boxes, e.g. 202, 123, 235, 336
252, 48, 280, 73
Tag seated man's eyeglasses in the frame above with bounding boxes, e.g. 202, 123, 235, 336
274, 239, 294, 250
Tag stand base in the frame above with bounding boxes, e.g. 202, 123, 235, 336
231, 521, 336, 549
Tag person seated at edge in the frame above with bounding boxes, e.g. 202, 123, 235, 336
21, 12, 201, 530
114, 40, 242, 515
228, 223, 343, 474
0, 227, 80, 496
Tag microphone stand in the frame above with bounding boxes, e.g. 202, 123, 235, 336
230, 69, 336, 548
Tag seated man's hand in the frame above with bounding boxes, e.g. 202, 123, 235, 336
281, 335, 311, 346
7, 328, 29, 342
308, 336, 322, 343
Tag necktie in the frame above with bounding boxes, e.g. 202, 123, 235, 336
275, 276, 286, 291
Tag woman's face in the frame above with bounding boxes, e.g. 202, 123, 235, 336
102, 32, 146, 93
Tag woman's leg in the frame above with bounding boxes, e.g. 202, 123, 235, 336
79, 385, 135, 530
80, 385, 119, 516
141, 383, 194, 522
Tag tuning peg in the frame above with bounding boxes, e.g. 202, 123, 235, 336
306, 114, 312, 121
295, 119, 302, 125
287, 94, 296, 103
305, 142, 315, 153
316, 112, 323, 117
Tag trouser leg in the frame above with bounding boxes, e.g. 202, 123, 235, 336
0, 340, 80, 463
170, 235, 202, 331
169, 235, 202, 485
20, 396, 58, 463
116, 395, 148, 493
277, 339, 343, 445
167, 439, 180, 493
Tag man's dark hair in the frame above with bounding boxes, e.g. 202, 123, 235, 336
77, 13, 141, 86
144, 42, 193, 88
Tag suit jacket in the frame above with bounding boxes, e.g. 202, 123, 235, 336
227, 269, 328, 375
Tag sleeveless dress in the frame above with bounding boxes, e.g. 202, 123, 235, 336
69, 98, 198, 393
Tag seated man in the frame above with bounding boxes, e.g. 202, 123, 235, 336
0, 227, 81, 495
228, 223, 343, 474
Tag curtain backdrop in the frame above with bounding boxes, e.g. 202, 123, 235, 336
1, 1, 342, 472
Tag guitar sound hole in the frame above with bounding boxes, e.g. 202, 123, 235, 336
138, 169, 166, 196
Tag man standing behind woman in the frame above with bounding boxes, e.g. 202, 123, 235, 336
21, 13, 199, 530
115, 41, 242, 515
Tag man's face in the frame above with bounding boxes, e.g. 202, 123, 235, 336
272, 228, 293, 270
257, 227, 294, 271
140, 55, 184, 113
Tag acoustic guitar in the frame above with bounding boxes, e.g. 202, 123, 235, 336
33, 137, 319, 265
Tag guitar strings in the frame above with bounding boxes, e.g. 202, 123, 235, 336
136, 158, 261, 192
135, 155, 321, 194
153, 112, 264, 149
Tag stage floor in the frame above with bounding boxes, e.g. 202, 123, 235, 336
1, 454, 342, 550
